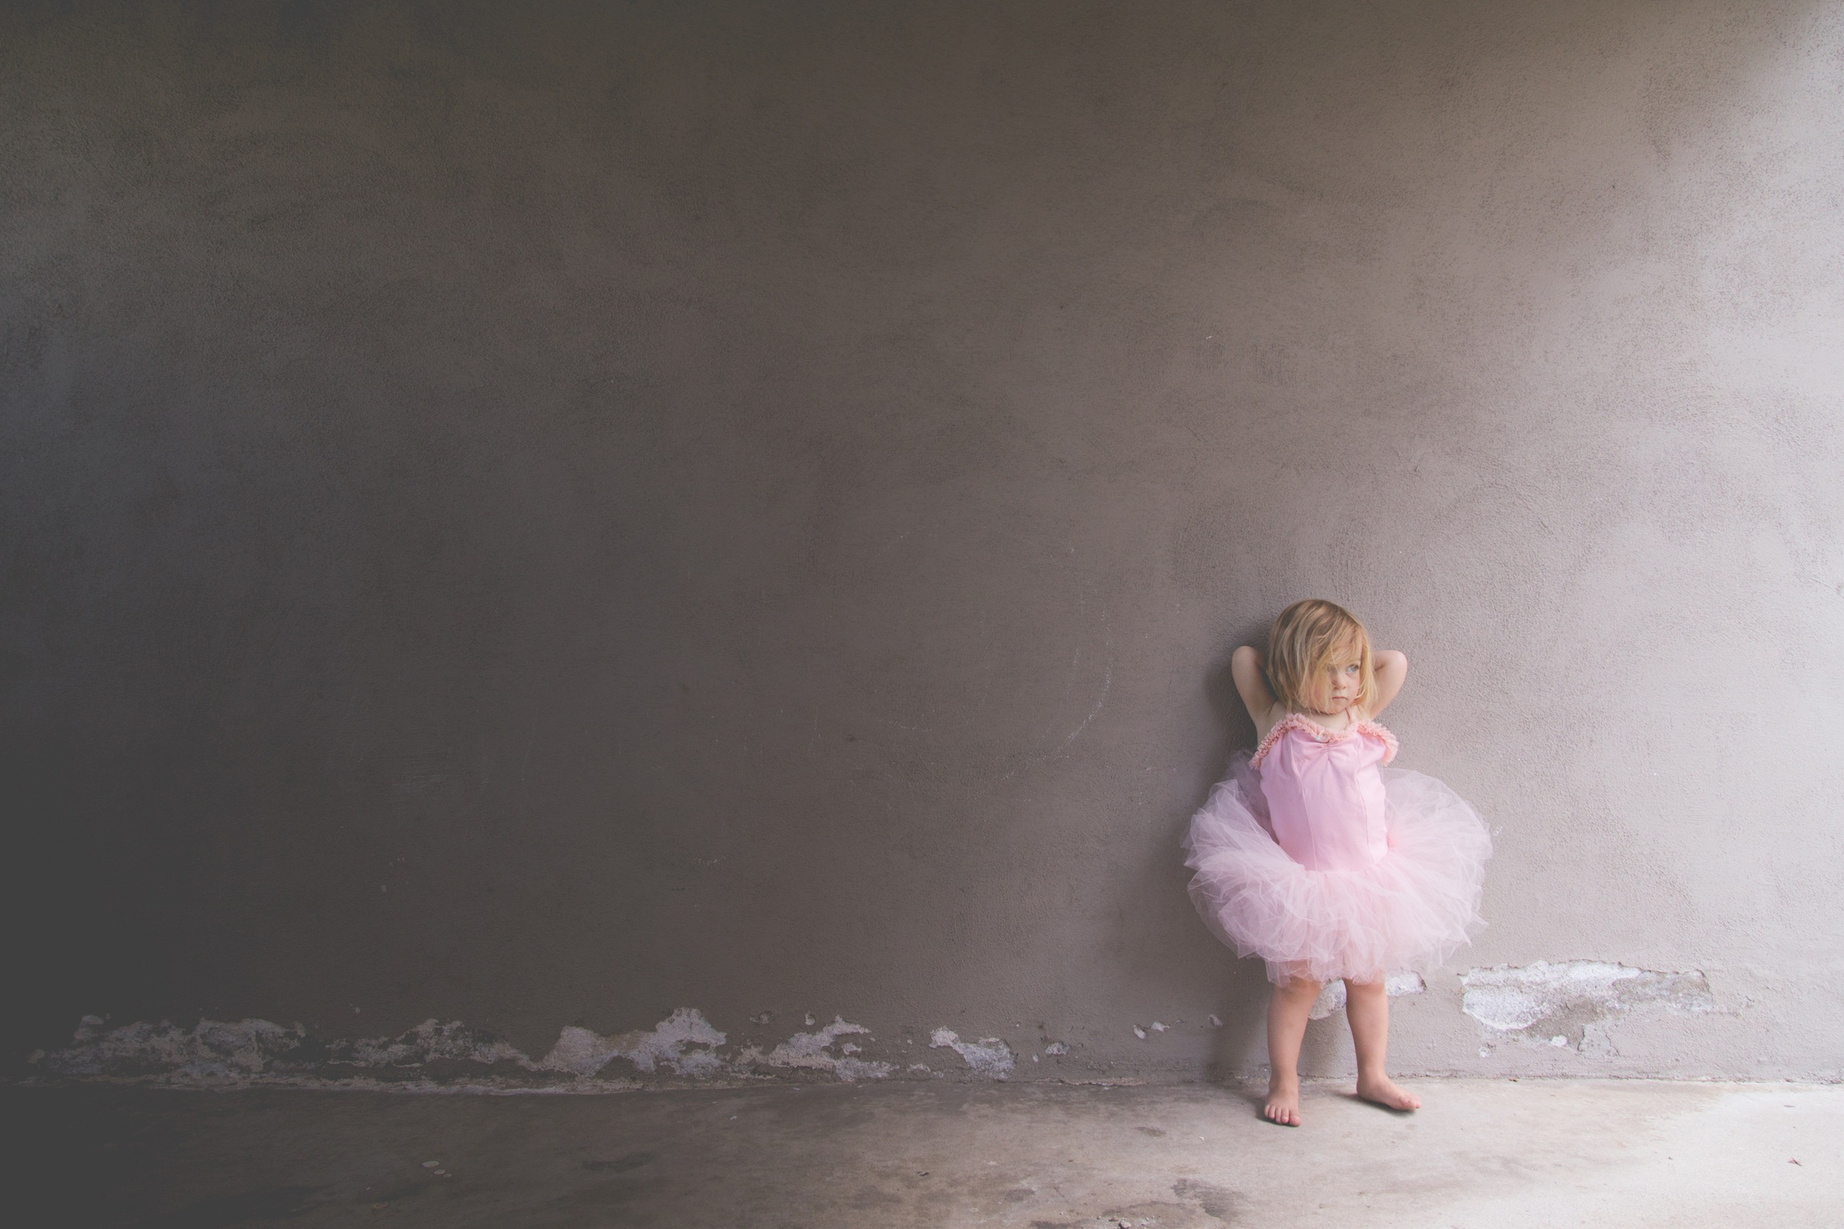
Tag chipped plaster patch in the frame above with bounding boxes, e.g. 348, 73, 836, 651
1461, 961, 1715, 1052
33, 1015, 310, 1079
1308, 971, 1426, 1020
734, 1016, 894, 1081
30, 1010, 1050, 1089
538, 1008, 727, 1078
929, 1028, 1015, 1078
32, 1014, 557, 1086
29, 1008, 905, 1089
333, 1019, 531, 1069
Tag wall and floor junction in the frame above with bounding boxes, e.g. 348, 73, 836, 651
5, 1, 1842, 1092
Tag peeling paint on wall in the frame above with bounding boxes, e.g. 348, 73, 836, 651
335, 1018, 534, 1068
1461, 961, 1716, 1053
734, 1016, 895, 1081
26, 1009, 917, 1089
538, 1008, 727, 1077
30, 1016, 310, 1080
928, 1028, 1015, 1078
1307, 972, 1426, 1021
26, 1015, 548, 1085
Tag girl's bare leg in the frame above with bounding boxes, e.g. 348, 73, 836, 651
1344, 978, 1421, 1111
1264, 976, 1320, 1126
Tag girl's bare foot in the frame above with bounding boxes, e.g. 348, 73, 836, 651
1355, 1074, 1421, 1111
1264, 1076, 1302, 1126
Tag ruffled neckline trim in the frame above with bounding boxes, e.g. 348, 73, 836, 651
1250, 712, 1398, 768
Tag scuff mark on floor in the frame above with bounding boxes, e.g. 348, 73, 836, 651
1460, 960, 1715, 1052
929, 1028, 1015, 1078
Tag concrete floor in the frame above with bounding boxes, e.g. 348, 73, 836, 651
9, 1079, 1841, 1228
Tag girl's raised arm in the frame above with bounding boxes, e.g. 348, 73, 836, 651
1368, 650, 1408, 716
1231, 645, 1282, 735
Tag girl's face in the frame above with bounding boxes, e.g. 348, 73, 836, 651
1309, 648, 1363, 714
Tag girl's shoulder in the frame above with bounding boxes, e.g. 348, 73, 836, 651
1251, 701, 1291, 743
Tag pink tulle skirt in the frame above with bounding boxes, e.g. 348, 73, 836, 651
1183, 753, 1491, 986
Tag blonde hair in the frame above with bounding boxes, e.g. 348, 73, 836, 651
1264, 599, 1376, 714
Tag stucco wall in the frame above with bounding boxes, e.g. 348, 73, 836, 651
5, 0, 1841, 1085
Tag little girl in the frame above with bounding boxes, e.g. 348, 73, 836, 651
1184, 599, 1490, 1126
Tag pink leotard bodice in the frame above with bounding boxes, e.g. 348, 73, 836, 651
1250, 713, 1400, 871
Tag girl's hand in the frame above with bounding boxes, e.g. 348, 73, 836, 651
1368, 650, 1408, 716
1231, 646, 1283, 736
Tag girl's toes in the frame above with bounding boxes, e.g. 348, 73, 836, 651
1263, 1098, 1301, 1126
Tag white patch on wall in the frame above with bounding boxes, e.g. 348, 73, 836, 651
29, 1007, 968, 1089
31, 1015, 310, 1079
32, 1014, 555, 1086
1460, 960, 1715, 1052
733, 1016, 894, 1081
1307, 971, 1426, 1020
30, 1008, 1059, 1090
929, 1028, 1015, 1078
333, 1018, 531, 1069
538, 1008, 727, 1078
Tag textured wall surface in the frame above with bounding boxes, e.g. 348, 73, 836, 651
5, 1, 1842, 1084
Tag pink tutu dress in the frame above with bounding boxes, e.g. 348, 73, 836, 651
1183, 713, 1491, 986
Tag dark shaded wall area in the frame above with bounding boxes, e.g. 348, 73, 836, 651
6, 1, 1843, 1079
